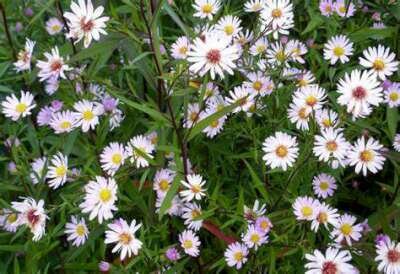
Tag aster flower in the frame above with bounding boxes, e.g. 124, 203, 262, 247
292, 196, 320, 221
310, 202, 339, 232
80, 176, 118, 224
261, 0, 294, 39
375, 239, 400, 274
305, 247, 357, 274
347, 136, 386, 176
153, 168, 175, 198
224, 242, 249, 269
49, 110, 79, 134
73, 100, 103, 132
65, 216, 89, 247
334, 0, 355, 17
323, 35, 353, 65
319, 0, 335, 16
187, 33, 240, 79
312, 173, 337, 199
226, 85, 254, 113
64, 0, 110, 48
215, 15, 242, 40
254, 216, 273, 234
181, 203, 203, 231
315, 108, 339, 129
104, 218, 142, 260
14, 39, 35, 72
179, 229, 201, 257
192, 0, 221, 20
331, 214, 363, 246
36, 47, 71, 82
200, 107, 227, 138
244, 71, 274, 97
359, 45, 399, 80
292, 84, 327, 111
0, 209, 20, 232
385, 82, 400, 108
37, 106, 55, 126
288, 102, 311, 131
250, 37, 269, 56
244, 200, 267, 222
100, 142, 127, 176
242, 225, 268, 250
45, 17, 64, 35
393, 134, 400, 152
46, 152, 68, 189
286, 39, 307, 63
244, 0, 265, 12
155, 195, 183, 217
126, 135, 155, 168
170, 36, 190, 60
1, 90, 36, 121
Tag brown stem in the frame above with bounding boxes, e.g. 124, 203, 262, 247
0, 3, 17, 60
202, 220, 238, 245
55, 0, 77, 55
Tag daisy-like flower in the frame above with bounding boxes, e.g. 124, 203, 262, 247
30, 157, 47, 184
242, 225, 268, 250
105, 218, 142, 261
80, 176, 118, 224
180, 174, 206, 202
286, 39, 307, 63
262, 131, 299, 171
126, 135, 155, 168
323, 35, 353, 65
293, 84, 327, 111
310, 202, 339, 232
266, 41, 290, 67
313, 128, 350, 168
385, 82, 400, 108
226, 85, 254, 113
73, 100, 103, 132
14, 39, 35, 72
394, 134, 400, 152
347, 136, 386, 176
244, 71, 274, 97
244, 200, 267, 222
334, 0, 355, 17
250, 37, 269, 56
36, 47, 71, 82
224, 242, 249, 269
200, 107, 227, 138
261, 0, 294, 39
46, 152, 68, 189
45, 17, 64, 35
192, 0, 221, 20
295, 70, 316, 88
337, 69, 383, 118
153, 168, 175, 198
244, 0, 265, 12
100, 142, 127, 175
319, 0, 334, 16
65, 216, 89, 247
305, 247, 357, 274
1, 91, 36, 121
11, 197, 48, 241
288, 102, 311, 131
360, 45, 399, 80
0, 209, 20, 232
184, 103, 201, 129
255, 216, 273, 234
215, 15, 242, 40
292, 196, 320, 221
49, 110, 79, 134
170, 36, 190, 60
312, 173, 337, 199
181, 203, 203, 231
375, 239, 400, 274
315, 108, 339, 129
188, 33, 239, 80
331, 214, 363, 246
179, 229, 201, 257
64, 0, 109, 48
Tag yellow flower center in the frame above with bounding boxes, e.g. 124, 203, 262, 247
260, 220, 269, 230
76, 224, 86, 236
60, 121, 72, 129
99, 188, 112, 202
322, 119, 332, 128
319, 181, 330, 191
301, 206, 313, 217
210, 119, 219, 128
224, 25, 234, 35
253, 81, 263, 91
340, 223, 353, 236
7, 213, 18, 223
372, 58, 385, 71
250, 233, 260, 243
111, 153, 122, 165
190, 112, 199, 122
276, 50, 286, 62
306, 95, 317, 107
271, 8, 282, 18
183, 240, 193, 249
159, 179, 169, 191
51, 25, 61, 32
338, 5, 346, 13
325, 141, 338, 152
256, 45, 266, 54
15, 103, 27, 113
190, 184, 202, 193
389, 92, 399, 102
119, 232, 132, 245
82, 110, 94, 121
298, 107, 309, 119
201, 3, 213, 14
191, 209, 201, 218
234, 251, 244, 261
298, 79, 307, 87
333, 46, 344, 57
55, 165, 67, 177
317, 212, 328, 223
275, 145, 288, 158
360, 150, 374, 162
179, 46, 188, 55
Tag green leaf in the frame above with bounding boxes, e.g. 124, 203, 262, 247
349, 27, 396, 42
387, 107, 398, 139
244, 160, 270, 203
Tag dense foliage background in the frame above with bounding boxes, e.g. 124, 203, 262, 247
0, 0, 399, 273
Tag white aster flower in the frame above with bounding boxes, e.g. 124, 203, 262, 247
310, 202, 339, 232
126, 135, 155, 168
244, 71, 274, 97
286, 39, 307, 63
80, 176, 118, 224
292, 196, 320, 221
226, 85, 254, 113
73, 99, 103, 132
0, 209, 20, 232
180, 174, 206, 202
250, 37, 269, 56
261, 0, 294, 39
242, 224, 268, 250
244, 200, 267, 221
64, 0, 110, 48
65, 216, 89, 247
315, 108, 339, 129
305, 247, 357, 274
181, 203, 203, 231
100, 142, 127, 176
312, 173, 337, 199
46, 152, 69, 189
153, 168, 175, 198
215, 15, 242, 40
288, 102, 311, 131
193, 0, 221, 20
394, 134, 400, 152
179, 229, 201, 257
45, 17, 64, 35
292, 84, 327, 111
323, 35, 353, 65
295, 70, 316, 88
1, 90, 36, 121
331, 214, 363, 246
49, 110, 79, 134
36, 47, 71, 82
385, 82, 400, 108
170, 36, 190, 60
244, 0, 265, 12
375, 239, 400, 274
200, 106, 227, 138
14, 39, 35, 72
224, 242, 249, 269
105, 218, 142, 261
359, 45, 399, 80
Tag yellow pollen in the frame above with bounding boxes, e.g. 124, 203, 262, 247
233, 251, 244, 261
275, 145, 288, 158
389, 92, 399, 102
298, 79, 307, 87
111, 153, 122, 165
224, 25, 234, 35
60, 121, 72, 129
340, 223, 353, 236
201, 3, 213, 14
260, 220, 269, 230
317, 212, 328, 223
7, 213, 18, 223
183, 240, 193, 249
159, 179, 169, 191
99, 188, 112, 202
55, 165, 67, 177
76, 224, 86, 236
298, 107, 309, 119
325, 5, 332, 12
372, 59, 385, 71
333, 46, 344, 57
253, 81, 263, 91
191, 209, 201, 218
271, 8, 282, 18
179, 46, 188, 55
190, 112, 199, 122
191, 184, 202, 193
301, 206, 313, 217
360, 150, 374, 162
51, 25, 61, 32
319, 181, 330, 191
210, 120, 219, 128
15, 103, 27, 113
82, 110, 94, 121
338, 5, 346, 13
306, 95, 317, 107
119, 232, 132, 245
276, 50, 286, 62
250, 233, 260, 243
256, 45, 266, 54
322, 119, 332, 128
325, 141, 338, 152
